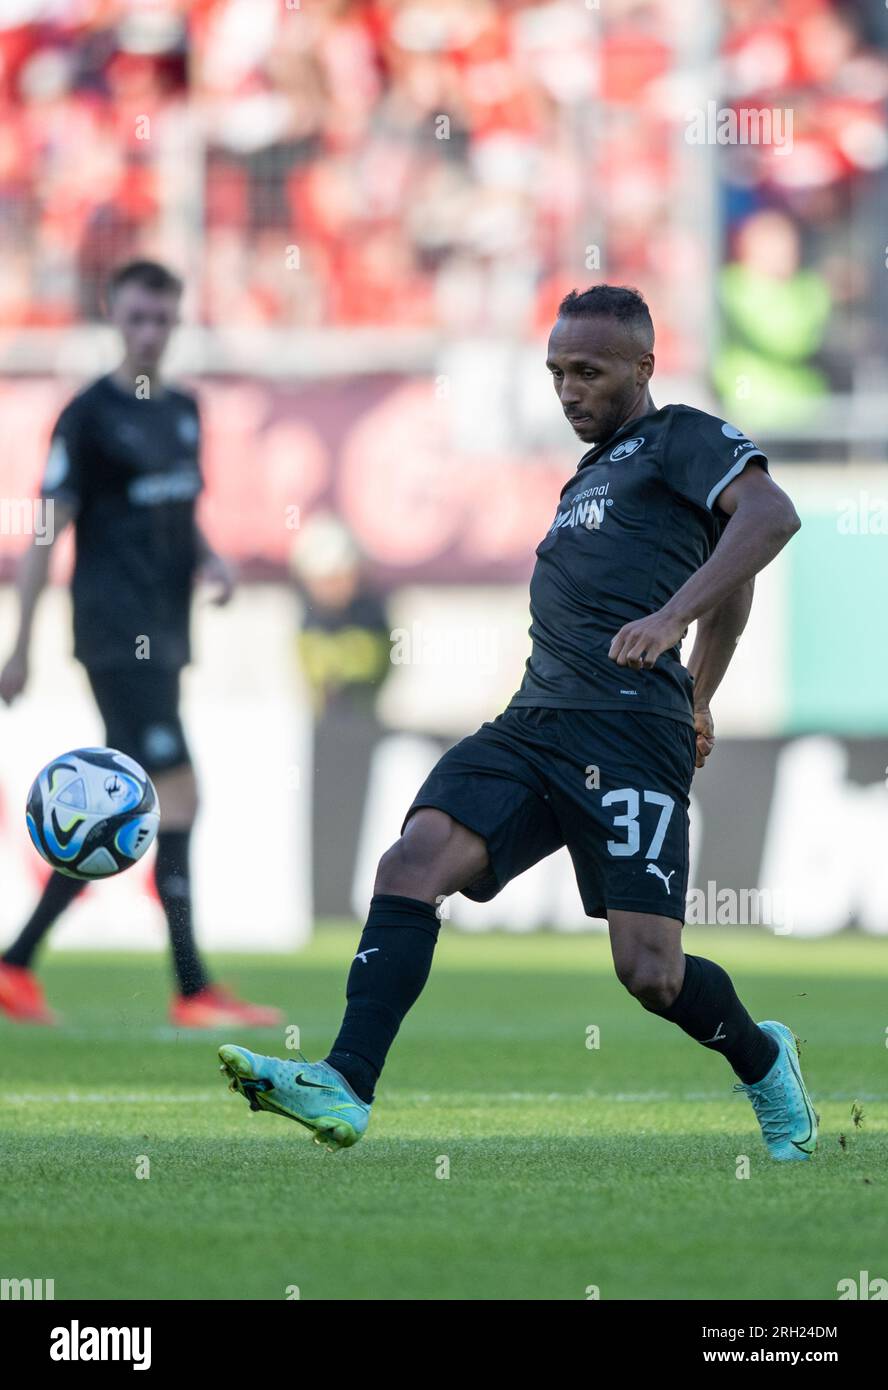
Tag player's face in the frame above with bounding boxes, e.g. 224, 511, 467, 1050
546, 316, 652, 444
108, 284, 181, 375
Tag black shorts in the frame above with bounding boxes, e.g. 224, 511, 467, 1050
402, 706, 696, 924
85, 666, 191, 774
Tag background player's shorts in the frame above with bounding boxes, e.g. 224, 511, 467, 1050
402, 706, 697, 924
85, 666, 191, 774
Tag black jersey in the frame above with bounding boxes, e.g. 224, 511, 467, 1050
40, 374, 203, 671
508, 404, 768, 727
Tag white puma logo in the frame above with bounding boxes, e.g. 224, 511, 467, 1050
645, 863, 675, 893
353, 948, 380, 964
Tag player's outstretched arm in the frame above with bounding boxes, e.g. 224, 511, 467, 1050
685, 578, 754, 768
609, 463, 799, 674
0, 499, 76, 704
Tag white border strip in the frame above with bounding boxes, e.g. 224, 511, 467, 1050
706, 450, 766, 511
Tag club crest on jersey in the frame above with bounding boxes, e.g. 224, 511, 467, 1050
610, 437, 644, 460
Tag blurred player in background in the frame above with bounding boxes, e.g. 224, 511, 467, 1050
219, 286, 817, 1163
291, 512, 392, 920
0, 259, 281, 1029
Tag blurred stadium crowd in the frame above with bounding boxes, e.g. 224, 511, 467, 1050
0, 0, 885, 397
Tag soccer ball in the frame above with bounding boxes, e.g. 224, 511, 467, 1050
26, 747, 160, 880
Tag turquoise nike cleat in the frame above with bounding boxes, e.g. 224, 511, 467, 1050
218, 1044, 371, 1149
733, 1020, 818, 1162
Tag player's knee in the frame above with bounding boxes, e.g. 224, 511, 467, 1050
153, 765, 198, 828
373, 811, 477, 902
374, 838, 436, 900
616, 957, 683, 1010
180, 779, 199, 823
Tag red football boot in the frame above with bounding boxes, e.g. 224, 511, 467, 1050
202, 985, 283, 1027
170, 985, 282, 1029
0, 963, 60, 1024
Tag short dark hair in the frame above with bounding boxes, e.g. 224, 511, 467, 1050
107, 259, 183, 300
558, 284, 654, 352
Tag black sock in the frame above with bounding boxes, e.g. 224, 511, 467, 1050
326, 893, 442, 1102
2, 871, 87, 968
154, 829, 208, 997
647, 954, 779, 1085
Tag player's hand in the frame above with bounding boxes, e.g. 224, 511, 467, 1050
0, 650, 28, 705
198, 552, 237, 606
608, 610, 687, 671
693, 703, 715, 769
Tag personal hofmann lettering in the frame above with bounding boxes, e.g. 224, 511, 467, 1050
549, 481, 611, 532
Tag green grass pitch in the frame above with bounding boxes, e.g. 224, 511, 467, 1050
1, 925, 885, 1301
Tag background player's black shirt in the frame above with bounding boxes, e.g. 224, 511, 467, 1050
508, 404, 768, 726
40, 374, 202, 671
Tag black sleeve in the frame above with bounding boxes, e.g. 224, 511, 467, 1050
659, 409, 769, 516
39, 398, 89, 511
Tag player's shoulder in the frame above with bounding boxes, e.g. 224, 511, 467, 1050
661, 402, 730, 430
49, 378, 117, 448
164, 381, 200, 414
56, 375, 110, 422
659, 403, 763, 452
621, 403, 716, 449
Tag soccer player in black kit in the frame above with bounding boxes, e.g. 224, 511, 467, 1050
219, 285, 817, 1162
0, 259, 280, 1030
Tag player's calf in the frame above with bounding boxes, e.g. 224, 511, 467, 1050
320, 813, 491, 1102
323, 890, 444, 1103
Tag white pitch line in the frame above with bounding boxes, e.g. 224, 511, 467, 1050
1, 1088, 881, 1107
0, 1091, 219, 1104
0, 1088, 684, 1105
0, 1089, 696, 1105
